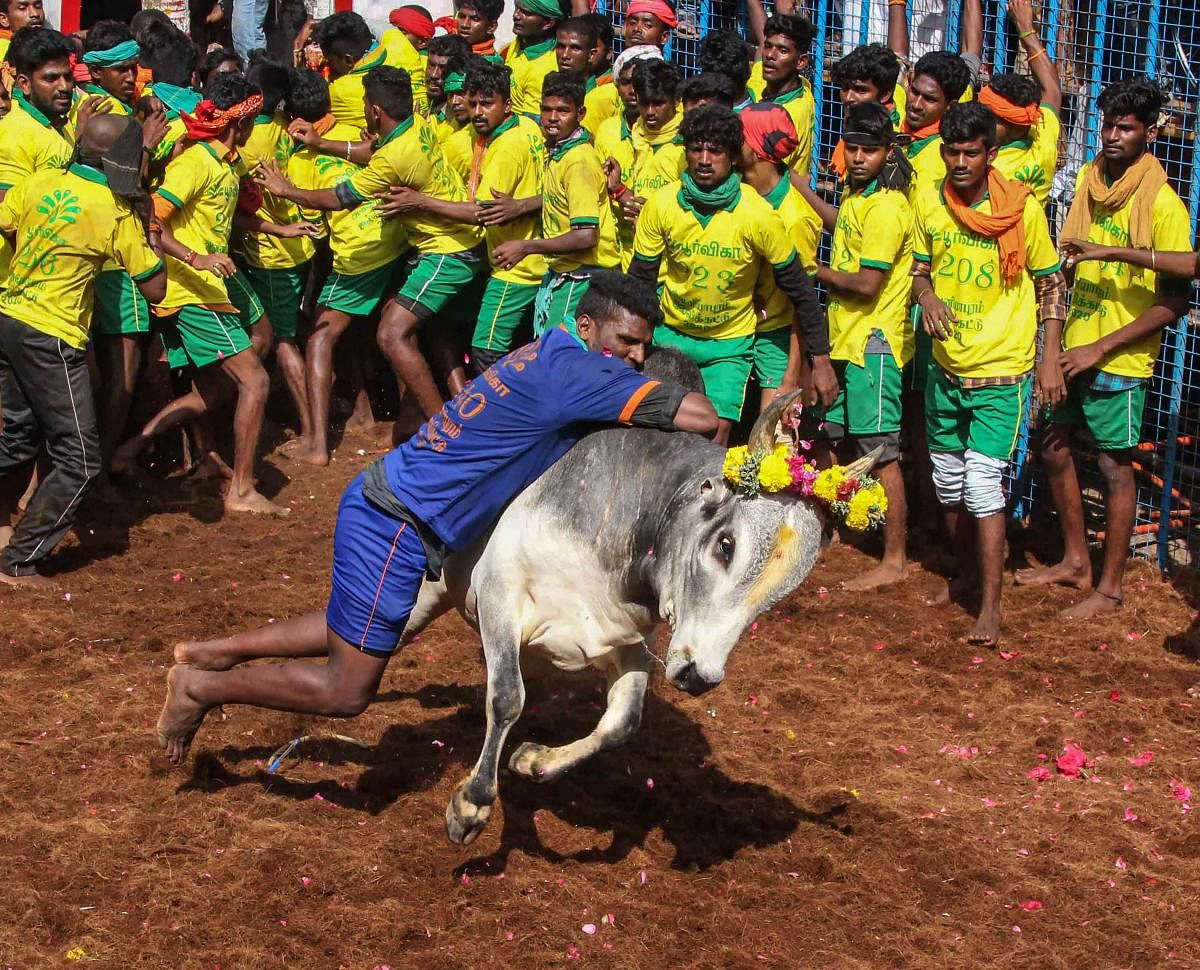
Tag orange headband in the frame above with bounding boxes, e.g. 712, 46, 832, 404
182, 94, 265, 141
979, 86, 1041, 127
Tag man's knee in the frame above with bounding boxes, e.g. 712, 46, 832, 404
929, 450, 965, 507
963, 450, 1007, 517
1097, 448, 1134, 489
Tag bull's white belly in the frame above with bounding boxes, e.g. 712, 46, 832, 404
474, 507, 654, 673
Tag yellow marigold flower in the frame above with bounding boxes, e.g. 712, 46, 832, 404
867, 482, 888, 514
813, 467, 843, 503
722, 446, 750, 483
758, 452, 793, 491
845, 505, 871, 530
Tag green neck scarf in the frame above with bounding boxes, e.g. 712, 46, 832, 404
516, 35, 556, 60
13, 87, 54, 128
550, 127, 590, 161
677, 170, 741, 227
377, 114, 415, 148
486, 113, 519, 145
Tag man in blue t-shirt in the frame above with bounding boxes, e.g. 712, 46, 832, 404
157, 271, 718, 764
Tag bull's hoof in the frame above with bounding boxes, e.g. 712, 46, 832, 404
508, 742, 553, 782
445, 781, 492, 846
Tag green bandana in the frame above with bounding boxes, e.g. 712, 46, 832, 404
486, 114, 519, 144
82, 39, 140, 67
515, 35, 557, 59
550, 128, 590, 161
677, 170, 741, 227
514, 0, 562, 23
147, 81, 201, 121
443, 71, 466, 93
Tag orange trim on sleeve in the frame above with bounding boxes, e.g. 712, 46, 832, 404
152, 194, 178, 223
618, 379, 661, 424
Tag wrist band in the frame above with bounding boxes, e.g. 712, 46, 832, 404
1151, 248, 1157, 272
609, 183, 629, 201
1019, 28, 1037, 39
346, 141, 352, 159
1027, 48, 1048, 64
184, 249, 197, 266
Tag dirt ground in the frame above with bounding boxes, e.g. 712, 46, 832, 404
3, 430, 1199, 970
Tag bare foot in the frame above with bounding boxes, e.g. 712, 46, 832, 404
157, 664, 212, 765
224, 488, 291, 517
925, 574, 978, 607
0, 525, 12, 554
843, 561, 908, 592
0, 569, 58, 590
1060, 589, 1123, 620
343, 412, 376, 434
1014, 558, 1092, 589
174, 639, 241, 671
964, 608, 1001, 647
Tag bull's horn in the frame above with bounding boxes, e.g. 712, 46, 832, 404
746, 389, 805, 457
844, 444, 887, 479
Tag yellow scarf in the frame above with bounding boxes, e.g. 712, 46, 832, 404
630, 108, 682, 155
1060, 152, 1167, 251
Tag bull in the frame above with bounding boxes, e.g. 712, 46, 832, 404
401, 352, 881, 845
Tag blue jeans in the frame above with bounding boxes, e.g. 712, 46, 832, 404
232, 0, 269, 61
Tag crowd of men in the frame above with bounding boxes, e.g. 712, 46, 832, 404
0, 0, 1196, 653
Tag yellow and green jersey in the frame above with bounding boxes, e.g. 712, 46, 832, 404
503, 36, 558, 117
629, 113, 685, 199
755, 176, 822, 334
345, 114, 483, 255
542, 135, 620, 273
912, 181, 1060, 378
329, 43, 390, 133
380, 29, 428, 115
992, 105, 1061, 206
474, 115, 548, 285
289, 121, 406, 277
155, 140, 244, 310
1064, 167, 1193, 379
906, 134, 946, 201
826, 183, 915, 365
441, 123, 473, 183
431, 108, 463, 147
750, 76, 815, 176
238, 112, 315, 270
593, 112, 636, 267
582, 74, 619, 138
67, 83, 131, 141
633, 182, 799, 341
0, 164, 161, 348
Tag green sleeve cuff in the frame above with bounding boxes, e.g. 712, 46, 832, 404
913, 252, 931, 263
568, 216, 599, 228
0, 182, 13, 191
771, 251, 799, 272
131, 260, 164, 283
1030, 261, 1062, 277
155, 188, 186, 210
860, 258, 891, 270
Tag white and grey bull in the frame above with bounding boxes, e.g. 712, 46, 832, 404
401, 365, 877, 845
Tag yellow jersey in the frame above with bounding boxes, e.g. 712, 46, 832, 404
629, 112, 685, 199
593, 112, 636, 267
582, 74, 619, 138
1064, 168, 1193, 379
329, 43, 390, 133
912, 181, 1060, 378
542, 134, 620, 273
755, 175, 822, 334
503, 36, 558, 117
431, 109, 463, 147
473, 115, 548, 286
758, 79, 815, 176
66, 83, 131, 141
237, 113, 315, 270
155, 140, 244, 310
906, 134, 946, 200
633, 181, 799, 341
826, 183, 915, 365
0, 164, 161, 348
992, 104, 1061, 206
288, 121, 406, 277
380, 29, 428, 116
345, 114, 483, 255
441, 124, 473, 183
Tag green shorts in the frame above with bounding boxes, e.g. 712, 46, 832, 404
240, 263, 308, 341
753, 326, 791, 389
1049, 376, 1146, 451
533, 267, 599, 336
159, 305, 253, 371
93, 269, 151, 337
224, 270, 267, 327
472, 277, 540, 353
905, 306, 932, 393
925, 366, 1031, 460
394, 248, 486, 322
319, 259, 403, 317
652, 326, 752, 421
823, 353, 904, 454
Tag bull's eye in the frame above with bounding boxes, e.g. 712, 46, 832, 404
716, 533, 735, 567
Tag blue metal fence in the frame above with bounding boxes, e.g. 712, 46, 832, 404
597, 0, 1199, 571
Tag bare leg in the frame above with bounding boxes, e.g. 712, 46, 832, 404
1063, 449, 1134, 619
249, 314, 274, 360
1014, 423, 1092, 589
843, 458, 908, 590
156, 628, 388, 764
925, 505, 977, 605
96, 333, 147, 474
274, 338, 312, 441
217, 349, 288, 516
377, 300, 445, 420
289, 307, 352, 466
174, 610, 329, 670
968, 510, 1005, 646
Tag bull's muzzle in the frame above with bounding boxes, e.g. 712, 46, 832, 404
666, 656, 722, 696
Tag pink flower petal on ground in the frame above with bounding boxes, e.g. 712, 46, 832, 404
172, 572, 183, 583
998, 650, 1020, 661
894, 745, 908, 754
1109, 690, 1121, 702
566, 944, 581, 960
1019, 900, 1043, 912
582, 924, 597, 935
1128, 751, 1154, 767
873, 641, 887, 651
505, 932, 514, 941
1056, 744, 1089, 777
1011, 925, 1021, 934
639, 871, 648, 886
1027, 765, 1053, 782
1124, 808, 1140, 822
1115, 856, 1127, 870
646, 778, 654, 789
300, 877, 312, 888
1170, 780, 1193, 803
1126, 631, 1143, 641
981, 797, 997, 808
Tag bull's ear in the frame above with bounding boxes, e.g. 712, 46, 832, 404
698, 477, 731, 511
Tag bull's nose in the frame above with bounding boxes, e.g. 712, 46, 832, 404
670, 661, 718, 697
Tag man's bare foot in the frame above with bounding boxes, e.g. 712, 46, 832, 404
0, 569, 59, 590
0, 525, 12, 554
1060, 589, 1123, 620
925, 574, 978, 607
1014, 558, 1092, 589
173, 638, 241, 671
224, 488, 291, 517
843, 561, 908, 592
964, 608, 1001, 647
157, 664, 212, 765
344, 411, 376, 434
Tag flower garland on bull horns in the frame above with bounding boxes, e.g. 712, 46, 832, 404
721, 391, 887, 532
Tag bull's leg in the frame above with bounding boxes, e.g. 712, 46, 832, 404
445, 598, 525, 846
509, 643, 650, 784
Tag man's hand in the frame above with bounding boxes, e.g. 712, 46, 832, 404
919, 290, 958, 340
492, 239, 529, 271
193, 253, 236, 278
376, 185, 427, 219
1036, 357, 1067, 408
254, 159, 293, 198
602, 156, 623, 193
286, 119, 322, 148
806, 354, 840, 408
75, 95, 112, 133
1007, 0, 1036, 33
619, 193, 646, 222
1059, 341, 1105, 380
141, 102, 169, 153
475, 190, 524, 226
1059, 237, 1110, 270
275, 221, 322, 238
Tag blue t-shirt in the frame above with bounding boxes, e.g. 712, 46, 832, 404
382, 326, 662, 551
